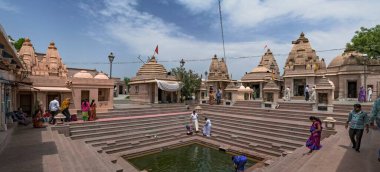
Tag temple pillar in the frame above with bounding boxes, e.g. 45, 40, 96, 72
154, 84, 158, 104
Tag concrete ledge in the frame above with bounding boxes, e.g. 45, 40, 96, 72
51, 125, 70, 137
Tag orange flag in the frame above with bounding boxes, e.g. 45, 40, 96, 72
155, 45, 158, 54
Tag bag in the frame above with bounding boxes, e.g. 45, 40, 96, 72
71, 114, 78, 121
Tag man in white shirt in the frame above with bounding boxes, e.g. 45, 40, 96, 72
49, 97, 60, 124
190, 110, 199, 132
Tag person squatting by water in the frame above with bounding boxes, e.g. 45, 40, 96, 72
203, 117, 211, 137
345, 103, 369, 152
232, 155, 247, 172
190, 110, 199, 132
306, 116, 322, 154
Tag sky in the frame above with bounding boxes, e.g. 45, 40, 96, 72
1, 0, 380, 80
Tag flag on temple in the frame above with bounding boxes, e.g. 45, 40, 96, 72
155, 45, 159, 54
264, 45, 268, 49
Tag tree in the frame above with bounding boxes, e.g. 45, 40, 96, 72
13, 38, 25, 51
171, 67, 201, 100
346, 25, 380, 59
124, 77, 131, 93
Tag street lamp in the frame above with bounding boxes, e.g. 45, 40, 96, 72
362, 54, 368, 94
108, 52, 115, 78
204, 71, 208, 80
180, 58, 185, 68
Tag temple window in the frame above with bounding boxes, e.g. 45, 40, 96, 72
318, 93, 328, 104
98, 88, 109, 101
265, 93, 274, 102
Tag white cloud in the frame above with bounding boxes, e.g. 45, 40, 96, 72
0, 0, 19, 12
80, 0, 380, 79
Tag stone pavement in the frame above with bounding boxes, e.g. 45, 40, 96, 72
0, 125, 59, 172
262, 126, 380, 172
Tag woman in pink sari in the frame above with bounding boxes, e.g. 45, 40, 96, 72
306, 116, 322, 153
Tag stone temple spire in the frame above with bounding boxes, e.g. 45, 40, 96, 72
18, 37, 37, 71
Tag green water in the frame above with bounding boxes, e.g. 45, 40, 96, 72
127, 144, 256, 172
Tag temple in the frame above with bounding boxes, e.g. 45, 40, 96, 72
283, 32, 327, 99
327, 51, 380, 100
241, 49, 281, 99
16, 38, 113, 114
128, 56, 181, 103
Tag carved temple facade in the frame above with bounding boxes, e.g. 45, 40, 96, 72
17, 38, 114, 115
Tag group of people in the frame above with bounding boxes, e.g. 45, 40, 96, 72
358, 86, 373, 102
31, 97, 98, 126
306, 99, 380, 161
304, 85, 316, 101
186, 111, 212, 137
80, 99, 97, 121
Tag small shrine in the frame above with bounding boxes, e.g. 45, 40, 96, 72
129, 56, 181, 104
314, 75, 335, 112
223, 82, 239, 105
262, 80, 280, 109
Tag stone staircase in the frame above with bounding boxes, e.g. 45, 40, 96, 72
96, 105, 188, 119
277, 101, 314, 111
51, 129, 123, 172
333, 104, 372, 114
60, 103, 342, 171
201, 105, 348, 124
234, 100, 262, 108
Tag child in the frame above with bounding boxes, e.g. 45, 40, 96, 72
42, 110, 51, 123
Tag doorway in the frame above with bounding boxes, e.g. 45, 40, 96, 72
294, 79, 306, 96
81, 90, 90, 101
347, 81, 357, 98
251, 84, 260, 98
19, 94, 32, 116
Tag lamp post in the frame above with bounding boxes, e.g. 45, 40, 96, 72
108, 52, 115, 78
362, 54, 368, 99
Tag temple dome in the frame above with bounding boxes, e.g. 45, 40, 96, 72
94, 72, 109, 79
73, 70, 93, 78
136, 57, 167, 76
251, 66, 269, 73
328, 55, 344, 68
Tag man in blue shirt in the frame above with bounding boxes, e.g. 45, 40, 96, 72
232, 155, 247, 172
345, 103, 369, 152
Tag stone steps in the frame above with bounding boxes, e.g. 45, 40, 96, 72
70, 117, 184, 136
208, 115, 309, 133
212, 126, 304, 148
203, 105, 347, 124
277, 102, 314, 111
52, 130, 123, 172
70, 114, 186, 130
209, 133, 282, 157
70, 120, 185, 140
87, 126, 184, 146
234, 101, 262, 108
97, 108, 189, 118
211, 118, 309, 139
105, 133, 189, 154
96, 129, 183, 149
333, 104, 372, 114
213, 122, 307, 142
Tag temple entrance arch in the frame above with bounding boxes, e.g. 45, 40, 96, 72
293, 79, 306, 96
347, 81, 357, 98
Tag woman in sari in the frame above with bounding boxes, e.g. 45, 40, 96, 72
32, 100, 44, 128
358, 86, 366, 102
89, 99, 97, 121
81, 99, 90, 121
306, 116, 322, 153
61, 98, 71, 122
